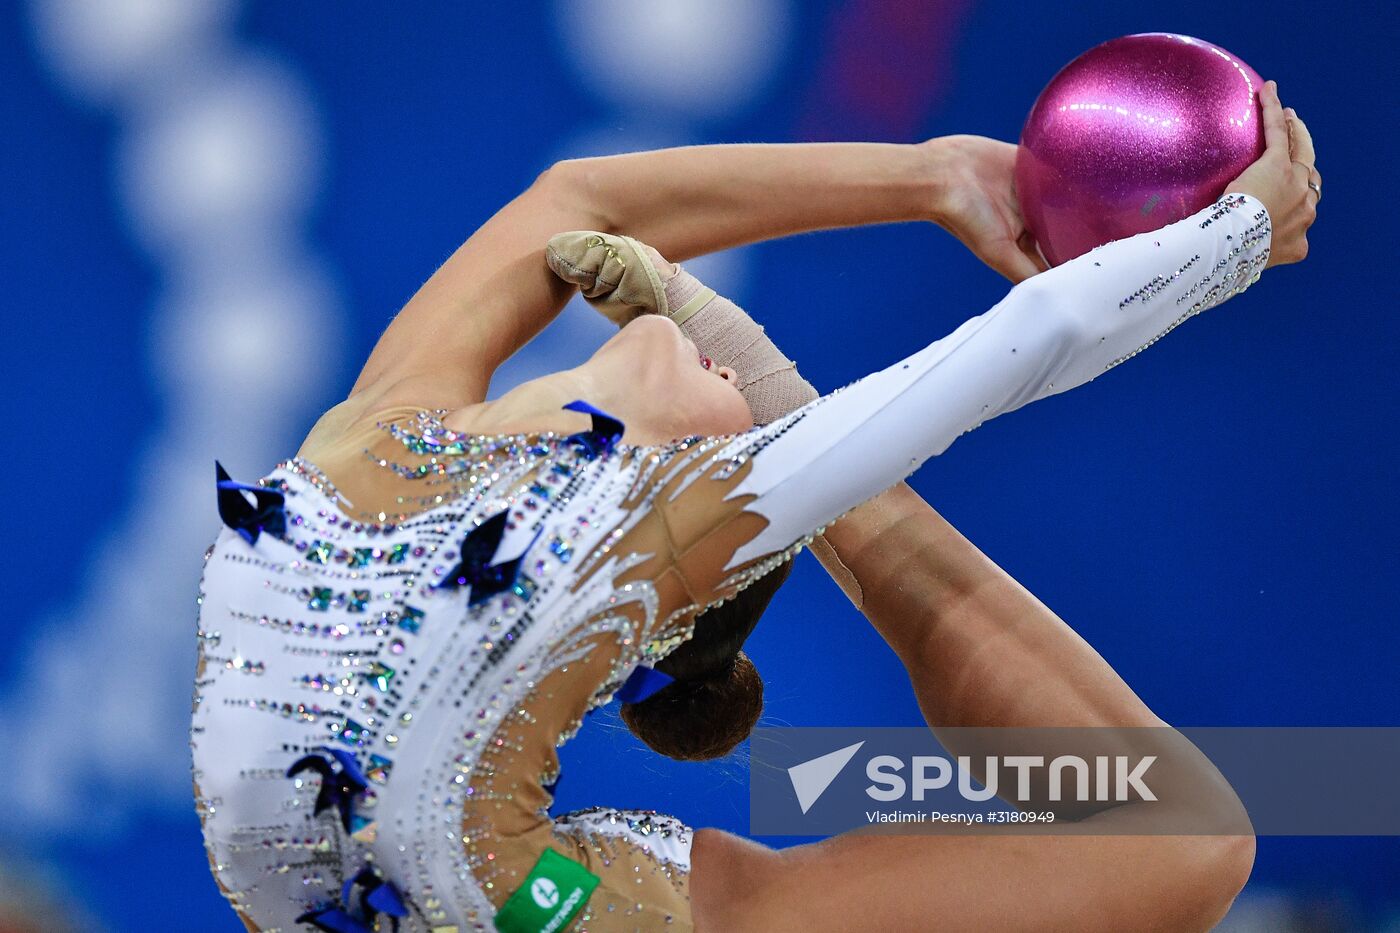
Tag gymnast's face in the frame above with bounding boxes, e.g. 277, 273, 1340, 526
585, 315, 752, 441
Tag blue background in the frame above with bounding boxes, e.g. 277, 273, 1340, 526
3, 1, 1395, 929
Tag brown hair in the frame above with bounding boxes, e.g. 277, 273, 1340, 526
620, 560, 792, 761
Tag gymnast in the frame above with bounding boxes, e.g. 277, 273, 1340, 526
192, 80, 1318, 931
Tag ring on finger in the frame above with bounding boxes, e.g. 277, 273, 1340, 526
1307, 180, 1322, 202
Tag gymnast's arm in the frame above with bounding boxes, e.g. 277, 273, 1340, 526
346, 139, 1033, 409
671, 80, 1311, 594
686, 89, 1316, 932
665, 187, 1273, 603
666, 179, 1280, 933
690, 486, 1254, 932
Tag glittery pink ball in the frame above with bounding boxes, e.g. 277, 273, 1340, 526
1015, 33, 1264, 266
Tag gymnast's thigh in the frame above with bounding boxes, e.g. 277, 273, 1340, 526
550, 807, 695, 932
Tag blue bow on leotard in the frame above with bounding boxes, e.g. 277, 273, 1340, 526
616, 666, 675, 703
297, 865, 409, 933
215, 461, 286, 545
286, 748, 369, 833
434, 511, 542, 607
562, 400, 624, 459
296, 906, 373, 933
434, 401, 619, 605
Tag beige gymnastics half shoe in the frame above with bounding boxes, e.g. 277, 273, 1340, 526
545, 230, 670, 326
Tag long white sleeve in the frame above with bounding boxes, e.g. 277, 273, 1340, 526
717, 194, 1271, 569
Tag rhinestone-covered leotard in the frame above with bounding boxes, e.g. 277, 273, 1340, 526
192, 195, 1271, 932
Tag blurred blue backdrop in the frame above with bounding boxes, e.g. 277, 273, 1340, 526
2, 1, 1395, 929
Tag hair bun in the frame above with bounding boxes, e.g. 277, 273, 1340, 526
620, 652, 763, 762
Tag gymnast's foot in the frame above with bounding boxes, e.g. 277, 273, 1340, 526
545, 230, 709, 327
545, 230, 816, 424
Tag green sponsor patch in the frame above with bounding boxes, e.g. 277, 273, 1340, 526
493, 848, 600, 933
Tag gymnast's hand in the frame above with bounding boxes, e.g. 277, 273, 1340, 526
922, 134, 1050, 283
1225, 79, 1319, 267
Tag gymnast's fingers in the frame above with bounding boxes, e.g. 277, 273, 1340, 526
1285, 107, 1316, 171
1259, 80, 1290, 157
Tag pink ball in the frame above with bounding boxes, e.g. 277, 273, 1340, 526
1015, 33, 1264, 266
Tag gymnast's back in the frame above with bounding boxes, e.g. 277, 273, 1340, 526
191, 397, 768, 931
